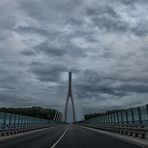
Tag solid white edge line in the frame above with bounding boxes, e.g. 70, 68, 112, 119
0, 126, 60, 142
50, 125, 69, 148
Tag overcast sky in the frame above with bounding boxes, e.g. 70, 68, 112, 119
0, 0, 148, 114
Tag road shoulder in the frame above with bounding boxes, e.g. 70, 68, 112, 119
0, 126, 60, 143
78, 125, 148, 148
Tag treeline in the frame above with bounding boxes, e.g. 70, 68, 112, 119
84, 113, 104, 120
84, 109, 124, 120
0, 106, 57, 120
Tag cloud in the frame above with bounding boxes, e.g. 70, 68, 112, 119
21, 49, 36, 56
35, 42, 66, 57
0, 0, 148, 115
74, 69, 148, 99
30, 62, 67, 82
86, 5, 128, 33
33, 41, 86, 58
119, 0, 148, 5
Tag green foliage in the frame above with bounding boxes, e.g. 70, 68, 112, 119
84, 109, 125, 120
84, 113, 104, 120
0, 106, 57, 120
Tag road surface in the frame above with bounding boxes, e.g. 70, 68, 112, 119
0, 124, 142, 148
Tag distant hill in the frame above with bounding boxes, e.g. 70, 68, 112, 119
0, 106, 57, 120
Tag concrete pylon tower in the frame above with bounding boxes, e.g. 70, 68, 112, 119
63, 72, 76, 122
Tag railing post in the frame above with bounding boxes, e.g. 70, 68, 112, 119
9, 113, 12, 127
25, 116, 26, 127
25, 117, 27, 126
105, 115, 107, 124
125, 110, 128, 125
113, 113, 116, 126
110, 114, 113, 125
26, 117, 28, 126
29, 117, 32, 126
130, 108, 134, 125
137, 107, 142, 125
107, 114, 110, 125
106, 115, 108, 125
29, 117, 30, 126
116, 112, 119, 125
121, 111, 123, 126
23, 116, 25, 127
3, 112, 6, 128
103, 116, 105, 125
13, 114, 16, 128
103, 116, 105, 124
27, 117, 29, 126
21, 116, 24, 127
17, 115, 20, 128
146, 104, 148, 122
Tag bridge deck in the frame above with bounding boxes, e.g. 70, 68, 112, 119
0, 124, 143, 148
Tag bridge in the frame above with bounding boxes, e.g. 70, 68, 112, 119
0, 72, 148, 148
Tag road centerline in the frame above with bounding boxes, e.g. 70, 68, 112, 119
50, 125, 69, 148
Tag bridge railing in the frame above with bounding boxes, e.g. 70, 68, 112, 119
0, 112, 51, 129
77, 104, 148, 139
82, 104, 148, 127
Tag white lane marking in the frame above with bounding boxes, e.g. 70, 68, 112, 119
50, 125, 69, 148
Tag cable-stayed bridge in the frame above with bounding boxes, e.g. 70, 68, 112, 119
0, 72, 148, 148
53, 72, 84, 123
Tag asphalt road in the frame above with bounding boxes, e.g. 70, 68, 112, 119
0, 124, 142, 148
56, 125, 142, 148
0, 125, 67, 148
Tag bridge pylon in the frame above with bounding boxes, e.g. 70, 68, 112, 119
63, 72, 76, 122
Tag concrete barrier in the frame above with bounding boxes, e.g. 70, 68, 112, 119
0, 124, 56, 137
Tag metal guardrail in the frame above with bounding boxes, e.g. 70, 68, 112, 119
0, 112, 50, 129
0, 112, 60, 137
0, 124, 52, 137
78, 104, 148, 140
84, 104, 148, 128
78, 123, 148, 139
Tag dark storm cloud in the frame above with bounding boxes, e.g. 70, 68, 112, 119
21, 50, 36, 56
86, 5, 118, 17
35, 42, 66, 57
119, 0, 148, 5
85, 5, 128, 33
0, 93, 50, 107
15, 26, 49, 36
30, 62, 67, 82
0, 0, 148, 114
117, 83, 148, 93
119, 0, 135, 5
85, 4, 148, 37
86, 6, 129, 36
15, 26, 64, 41
77, 81, 148, 97
17, 0, 82, 25
131, 22, 148, 36
74, 69, 148, 100
30, 40, 86, 57
0, 93, 29, 105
